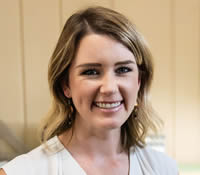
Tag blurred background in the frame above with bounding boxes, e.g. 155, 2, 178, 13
0, 0, 200, 174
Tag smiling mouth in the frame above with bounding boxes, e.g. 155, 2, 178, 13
94, 101, 123, 109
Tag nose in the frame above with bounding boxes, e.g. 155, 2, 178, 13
99, 72, 118, 95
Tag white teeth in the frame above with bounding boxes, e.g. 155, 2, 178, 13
95, 102, 121, 108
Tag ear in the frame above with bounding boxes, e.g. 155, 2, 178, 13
62, 81, 71, 98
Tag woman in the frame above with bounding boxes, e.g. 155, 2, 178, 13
0, 6, 178, 175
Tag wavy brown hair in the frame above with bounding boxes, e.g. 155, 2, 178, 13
40, 6, 162, 150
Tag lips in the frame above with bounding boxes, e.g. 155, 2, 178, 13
94, 101, 123, 109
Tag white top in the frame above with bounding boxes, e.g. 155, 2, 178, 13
2, 136, 178, 175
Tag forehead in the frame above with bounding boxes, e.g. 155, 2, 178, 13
72, 34, 135, 65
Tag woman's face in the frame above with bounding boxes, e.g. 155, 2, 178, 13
63, 34, 140, 131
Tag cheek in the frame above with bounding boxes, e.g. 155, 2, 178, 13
121, 76, 140, 103
124, 74, 139, 89
125, 84, 139, 99
70, 80, 98, 107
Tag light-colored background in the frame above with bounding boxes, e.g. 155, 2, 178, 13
0, 0, 200, 174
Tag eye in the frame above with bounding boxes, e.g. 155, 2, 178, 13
81, 69, 99, 76
115, 66, 132, 74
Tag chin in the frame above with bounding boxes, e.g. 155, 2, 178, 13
100, 120, 124, 130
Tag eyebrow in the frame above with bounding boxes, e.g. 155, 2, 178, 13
75, 60, 136, 69
115, 60, 136, 66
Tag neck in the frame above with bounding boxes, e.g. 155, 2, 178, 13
59, 122, 126, 158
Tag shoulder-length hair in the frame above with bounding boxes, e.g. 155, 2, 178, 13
40, 6, 162, 150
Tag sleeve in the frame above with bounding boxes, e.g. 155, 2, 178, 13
2, 137, 62, 175
2, 154, 33, 175
143, 147, 179, 175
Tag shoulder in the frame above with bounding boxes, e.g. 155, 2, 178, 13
1, 153, 30, 175
1, 136, 62, 175
133, 146, 179, 174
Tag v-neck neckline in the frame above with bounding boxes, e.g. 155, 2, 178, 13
55, 135, 136, 175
